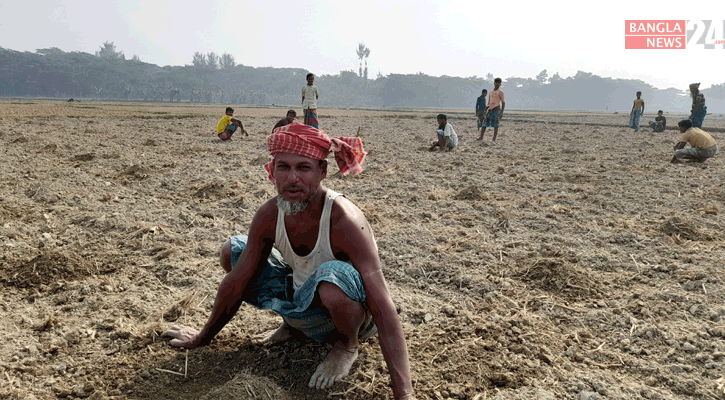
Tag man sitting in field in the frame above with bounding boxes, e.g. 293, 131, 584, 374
217, 107, 248, 140
671, 119, 717, 163
162, 122, 417, 400
272, 109, 297, 132
649, 110, 666, 132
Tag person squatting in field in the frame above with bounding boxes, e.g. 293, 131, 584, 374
162, 122, 417, 400
216, 107, 248, 140
649, 110, 666, 132
272, 109, 297, 132
671, 119, 717, 163
429, 113, 458, 152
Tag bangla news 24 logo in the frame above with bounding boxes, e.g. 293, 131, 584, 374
625, 20, 725, 49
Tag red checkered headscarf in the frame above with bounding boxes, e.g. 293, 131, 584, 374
265, 122, 366, 183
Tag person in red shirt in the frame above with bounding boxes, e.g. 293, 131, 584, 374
480, 77, 505, 141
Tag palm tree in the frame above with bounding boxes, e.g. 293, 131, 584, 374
356, 43, 368, 77
363, 47, 371, 80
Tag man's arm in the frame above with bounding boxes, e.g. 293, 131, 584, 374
642, 101, 645, 116
671, 141, 687, 162
331, 198, 414, 400
302, 88, 306, 105
231, 118, 248, 136
164, 201, 277, 348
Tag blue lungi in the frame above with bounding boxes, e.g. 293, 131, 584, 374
229, 235, 376, 343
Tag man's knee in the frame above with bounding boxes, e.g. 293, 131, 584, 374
317, 282, 356, 309
220, 239, 233, 273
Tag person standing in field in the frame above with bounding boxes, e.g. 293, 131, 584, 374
475, 89, 488, 138
629, 91, 645, 132
481, 78, 505, 141
689, 83, 706, 128
302, 73, 320, 128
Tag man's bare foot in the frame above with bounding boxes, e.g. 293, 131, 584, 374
253, 322, 294, 345
308, 342, 358, 390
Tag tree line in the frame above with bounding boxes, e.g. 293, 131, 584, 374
0, 44, 722, 113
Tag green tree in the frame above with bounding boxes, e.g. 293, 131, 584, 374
207, 52, 219, 69
220, 53, 236, 70
96, 41, 125, 61
192, 52, 206, 67
36, 47, 64, 55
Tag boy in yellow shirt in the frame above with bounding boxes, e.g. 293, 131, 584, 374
217, 107, 248, 141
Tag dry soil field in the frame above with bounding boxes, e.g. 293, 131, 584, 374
2, 100, 725, 400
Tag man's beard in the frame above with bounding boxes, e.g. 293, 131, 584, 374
277, 197, 309, 216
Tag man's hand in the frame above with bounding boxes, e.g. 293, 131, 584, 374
161, 326, 203, 349
243, 129, 249, 137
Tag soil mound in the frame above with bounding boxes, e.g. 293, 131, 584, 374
454, 186, 485, 201
1, 249, 91, 288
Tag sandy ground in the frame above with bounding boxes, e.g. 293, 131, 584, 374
2, 100, 725, 400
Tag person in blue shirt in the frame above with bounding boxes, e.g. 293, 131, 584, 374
475, 89, 487, 139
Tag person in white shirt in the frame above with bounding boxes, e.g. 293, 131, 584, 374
429, 113, 458, 152
301, 73, 321, 128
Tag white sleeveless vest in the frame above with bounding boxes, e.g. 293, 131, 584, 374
274, 189, 341, 288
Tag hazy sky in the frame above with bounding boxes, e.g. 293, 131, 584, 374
0, 0, 721, 90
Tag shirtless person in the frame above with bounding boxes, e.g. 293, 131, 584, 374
162, 122, 416, 400
272, 109, 297, 132
629, 91, 645, 132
